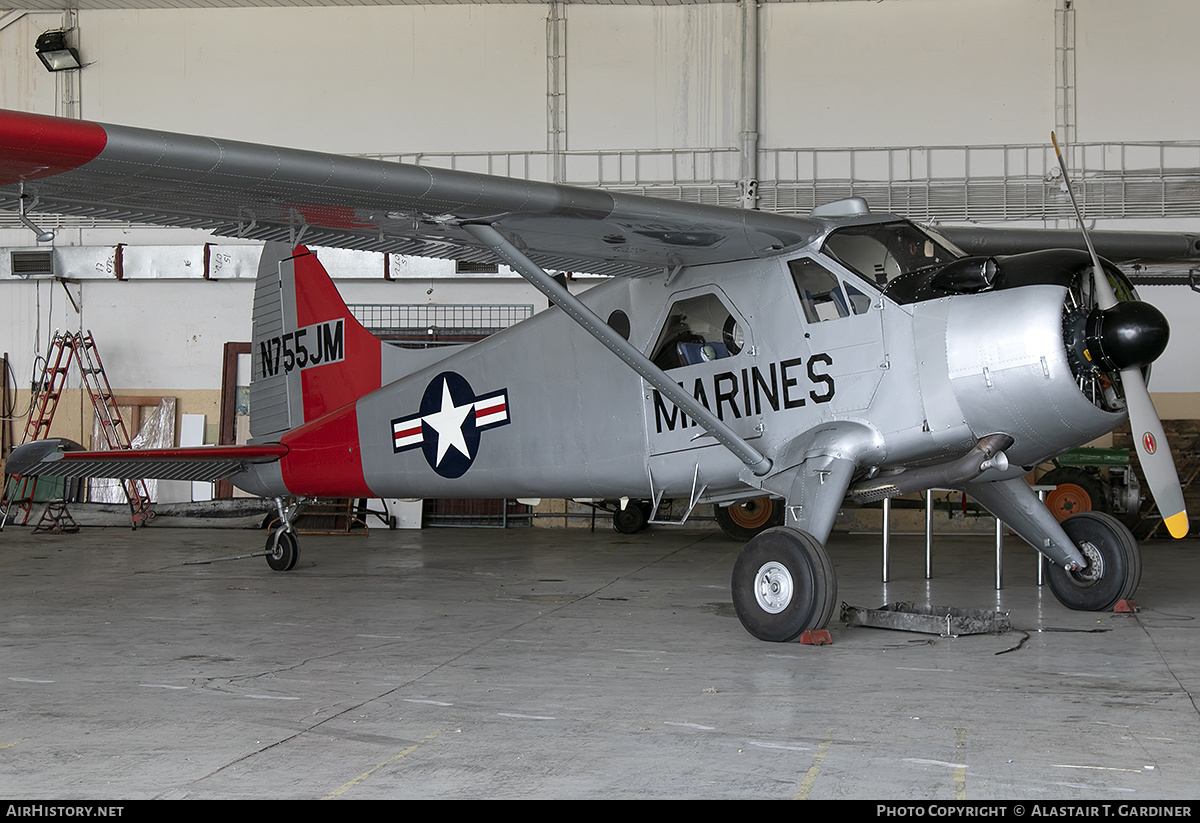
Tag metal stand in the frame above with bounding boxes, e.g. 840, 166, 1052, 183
882, 488, 1012, 589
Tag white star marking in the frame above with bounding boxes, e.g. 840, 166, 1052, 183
421, 378, 474, 466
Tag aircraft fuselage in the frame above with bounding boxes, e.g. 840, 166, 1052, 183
230, 222, 1125, 512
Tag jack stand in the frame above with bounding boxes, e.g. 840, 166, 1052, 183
32, 500, 79, 534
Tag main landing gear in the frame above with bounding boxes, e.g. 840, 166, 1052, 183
727, 508, 1141, 642
1045, 511, 1141, 612
731, 527, 837, 642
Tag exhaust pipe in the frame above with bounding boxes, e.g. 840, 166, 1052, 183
850, 434, 1014, 504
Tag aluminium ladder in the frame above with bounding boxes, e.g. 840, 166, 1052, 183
1, 331, 152, 529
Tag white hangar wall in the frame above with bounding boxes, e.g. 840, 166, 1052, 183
759, 0, 1055, 148
74, 6, 549, 154
6, 2, 1196, 155
2, 0, 1200, 447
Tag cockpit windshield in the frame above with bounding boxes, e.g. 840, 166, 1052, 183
822, 221, 962, 292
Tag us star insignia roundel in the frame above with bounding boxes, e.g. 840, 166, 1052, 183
391, 371, 511, 478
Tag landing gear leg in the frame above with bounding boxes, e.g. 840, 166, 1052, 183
731, 527, 837, 642
265, 497, 306, 572
729, 457, 851, 641
962, 478, 1136, 611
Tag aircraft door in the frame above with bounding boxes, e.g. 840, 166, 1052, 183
785, 255, 887, 414
642, 287, 762, 460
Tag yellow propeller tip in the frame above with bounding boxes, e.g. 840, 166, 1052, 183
1164, 511, 1189, 539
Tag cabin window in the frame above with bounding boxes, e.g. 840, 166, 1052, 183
649, 292, 744, 370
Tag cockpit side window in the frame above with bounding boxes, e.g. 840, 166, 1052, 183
649, 292, 745, 371
789, 257, 855, 323
823, 221, 960, 291
843, 280, 872, 315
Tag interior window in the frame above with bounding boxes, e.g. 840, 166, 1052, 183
789, 258, 850, 323
649, 293, 745, 370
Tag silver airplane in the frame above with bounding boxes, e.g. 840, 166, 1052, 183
1, 110, 1191, 643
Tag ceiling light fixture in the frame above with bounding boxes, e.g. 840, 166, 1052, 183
35, 31, 82, 72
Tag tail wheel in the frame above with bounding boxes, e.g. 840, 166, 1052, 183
265, 528, 299, 572
1041, 467, 1106, 523
716, 497, 786, 541
731, 527, 837, 642
1046, 511, 1141, 611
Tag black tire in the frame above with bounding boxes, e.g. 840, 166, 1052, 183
731, 526, 837, 642
265, 528, 299, 572
612, 502, 649, 534
715, 497, 786, 541
1041, 467, 1107, 523
1046, 511, 1141, 611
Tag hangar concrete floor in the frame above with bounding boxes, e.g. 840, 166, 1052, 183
1, 521, 1198, 800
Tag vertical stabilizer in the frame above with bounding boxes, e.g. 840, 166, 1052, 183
249, 246, 382, 440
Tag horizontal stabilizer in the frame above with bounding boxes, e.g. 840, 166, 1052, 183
6, 439, 287, 484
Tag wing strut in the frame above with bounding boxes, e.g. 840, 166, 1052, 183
463, 222, 774, 477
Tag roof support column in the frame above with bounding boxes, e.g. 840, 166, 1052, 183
739, 0, 760, 210
547, 1, 568, 184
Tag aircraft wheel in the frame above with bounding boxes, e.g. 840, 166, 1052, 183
1046, 511, 1141, 611
1041, 467, 1107, 523
265, 528, 299, 572
612, 502, 649, 534
731, 527, 837, 642
715, 497, 786, 541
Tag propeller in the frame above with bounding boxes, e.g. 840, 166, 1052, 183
1052, 132, 1189, 538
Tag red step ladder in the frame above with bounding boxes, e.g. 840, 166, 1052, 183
2, 331, 153, 529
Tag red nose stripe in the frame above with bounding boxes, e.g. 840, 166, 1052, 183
0, 109, 108, 185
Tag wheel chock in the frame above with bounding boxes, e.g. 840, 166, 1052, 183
800, 630, 832, 645
1114, 599, 1139, 613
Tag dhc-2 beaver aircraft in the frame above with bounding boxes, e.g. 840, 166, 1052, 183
1, 109, 1193, 642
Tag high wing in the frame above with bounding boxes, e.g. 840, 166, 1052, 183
0, 109, 823, 278
939, 225, 1200, 265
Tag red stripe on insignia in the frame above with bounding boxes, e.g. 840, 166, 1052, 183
475, 400, 505, 418
0, 109, 108, 185
395, 424, 421, 441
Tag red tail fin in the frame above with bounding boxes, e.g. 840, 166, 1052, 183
289, 248, 382, 419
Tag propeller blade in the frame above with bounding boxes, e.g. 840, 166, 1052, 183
1051, 131, 1118, 310
1052, 132, 1188, 538
1122, 367, 1189, 538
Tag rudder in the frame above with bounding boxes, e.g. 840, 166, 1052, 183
249, 245, 382, 440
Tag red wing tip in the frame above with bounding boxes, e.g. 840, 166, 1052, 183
0, 108, 108, 184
